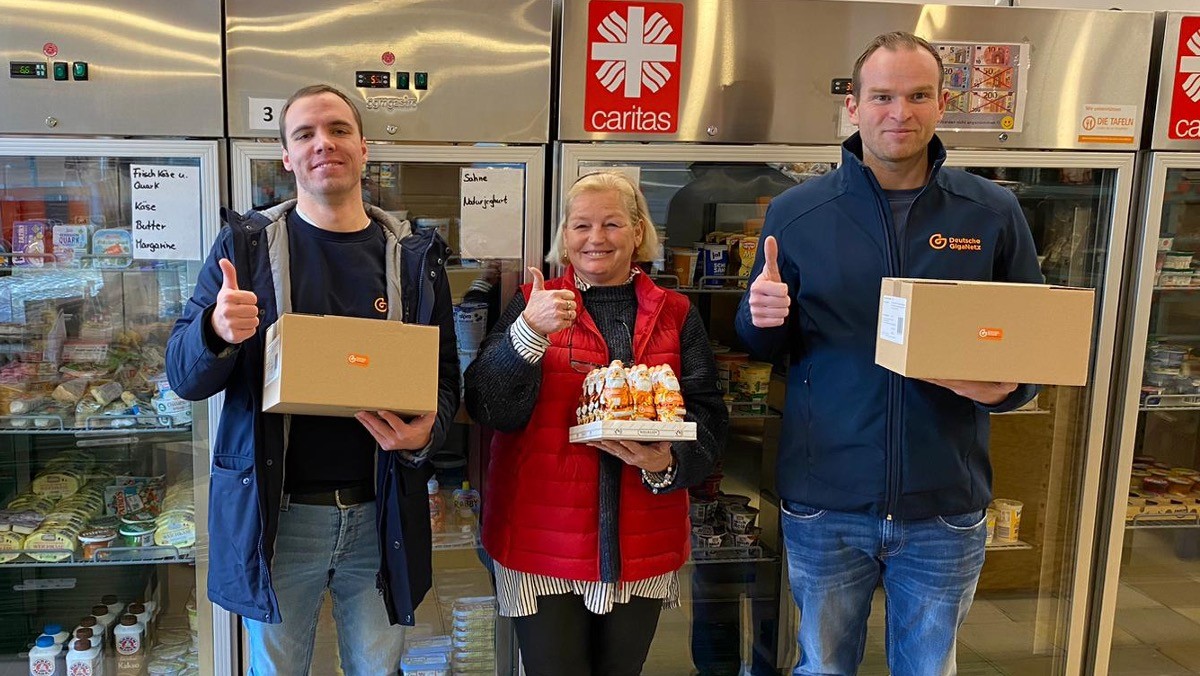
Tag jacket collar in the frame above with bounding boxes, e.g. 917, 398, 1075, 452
838, 132, 948, 195
547, 264, 667, 365
258, 199, 413, 242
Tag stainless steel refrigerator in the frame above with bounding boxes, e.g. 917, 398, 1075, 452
223, 1, 553, 673
1095, 11, 1200, 675
555, 1, 1153, 673
0, 2, 226, 675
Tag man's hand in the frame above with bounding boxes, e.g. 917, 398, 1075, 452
589, 439, 673, 473
211, 258, 259, 345
356, 410, 436, 452
924, 379, 1018, 406
748, 236, 791, 328
522, 267, 577, 336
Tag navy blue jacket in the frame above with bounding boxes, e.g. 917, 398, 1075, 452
735, 134, 1042, 520
166, 201, 459, 625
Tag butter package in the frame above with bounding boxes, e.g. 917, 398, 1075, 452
262, 313, 439, 417
874, 278, 1095, 386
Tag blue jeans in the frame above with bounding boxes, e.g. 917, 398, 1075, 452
243, 500, 405, 676
781, 502, 987, 676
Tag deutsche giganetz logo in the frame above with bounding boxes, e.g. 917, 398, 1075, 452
374, 297, 388, 313
929, 233, 948, 250
592, 6, 678, 98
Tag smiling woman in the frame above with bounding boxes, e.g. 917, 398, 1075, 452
463, 170, 727, 675
547, 171, 660, 286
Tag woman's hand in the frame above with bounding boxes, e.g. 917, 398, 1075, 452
522, 267, 577, 336
590, 439, 673, 473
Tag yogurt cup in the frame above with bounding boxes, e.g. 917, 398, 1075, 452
985, 508, 998, 545
991, 499, 1023, 542
689, 498, 717, 523
119, 523, 155, 547
79, 527, 117, 560
727, 506, 759, 534
733, 527, 761, 547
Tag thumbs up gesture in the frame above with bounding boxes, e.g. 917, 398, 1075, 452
521, 267, 577, 336
749, 236, 791, 328
210, 258, 260, 345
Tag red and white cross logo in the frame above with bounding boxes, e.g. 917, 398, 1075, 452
591, 6, 677, 98
1168, 17, 1200, 140
584, 1, 684, 134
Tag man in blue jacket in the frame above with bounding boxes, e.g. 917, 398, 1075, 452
735, 33, 1042, 676
166, 84, 459, 675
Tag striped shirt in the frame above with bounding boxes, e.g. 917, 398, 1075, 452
495, 560, 679, 617
497, 266, 679, 617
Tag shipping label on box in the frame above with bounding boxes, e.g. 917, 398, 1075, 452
262, 313, 439, 417
569, 420, 697, 443
874, 278, 1095, 386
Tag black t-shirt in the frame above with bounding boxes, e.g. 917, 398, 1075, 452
884, 186, 923, 269
283, 209, 389, 494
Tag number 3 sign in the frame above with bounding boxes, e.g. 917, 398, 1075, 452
248, 98, 288, 132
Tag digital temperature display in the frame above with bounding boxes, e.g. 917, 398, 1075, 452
355, 70, 390, 88
9, 62, 47, 79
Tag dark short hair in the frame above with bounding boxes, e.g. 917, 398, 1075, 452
851, 31, 944, 97
278, 84, 365, 148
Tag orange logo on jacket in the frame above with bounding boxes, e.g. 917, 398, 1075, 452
347, 353, 370, 367
930, 233, 983, 252
978, 328, 1003, 341
374, 297, 388, 313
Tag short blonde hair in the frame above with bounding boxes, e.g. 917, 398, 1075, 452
547, 171, 660, 265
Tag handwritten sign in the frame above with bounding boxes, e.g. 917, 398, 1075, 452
459, 167, 524, 259
130, 164, 201, 261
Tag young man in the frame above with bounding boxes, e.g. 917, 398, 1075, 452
166, 84, 459, 675
736, 33, 1042, 675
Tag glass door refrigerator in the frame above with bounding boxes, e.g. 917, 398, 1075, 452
0, 2, 226, 676
557, 1, 1152, 674
1093, 12, 1200, 675
224, 1, 552, 673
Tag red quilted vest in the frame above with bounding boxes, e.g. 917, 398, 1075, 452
482, 267, 693, 581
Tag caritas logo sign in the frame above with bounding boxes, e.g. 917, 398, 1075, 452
584, 1, 682, 133
1168, 16, 1200, 140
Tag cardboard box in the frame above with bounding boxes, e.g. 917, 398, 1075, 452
568, 420, 697, 443
874, 278, 1095, 386
262, 313, 439, 417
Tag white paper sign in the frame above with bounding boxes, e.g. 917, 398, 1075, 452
879, 296, 908, 345
1077, 103, 1137, 144
130, 165, 202, 261
578, 165, 641, 185
458, 167, 524, 259
249, 97, 288, 132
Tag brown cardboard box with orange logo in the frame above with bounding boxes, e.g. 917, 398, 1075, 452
262, 313, 439, 417
874, 278, 1095, 386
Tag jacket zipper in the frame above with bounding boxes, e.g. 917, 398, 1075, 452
869, 169, 903, 521
872, 163, 942, 521
410, 234, 437, 323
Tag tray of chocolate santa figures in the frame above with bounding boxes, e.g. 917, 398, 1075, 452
568, 361, 697, 443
